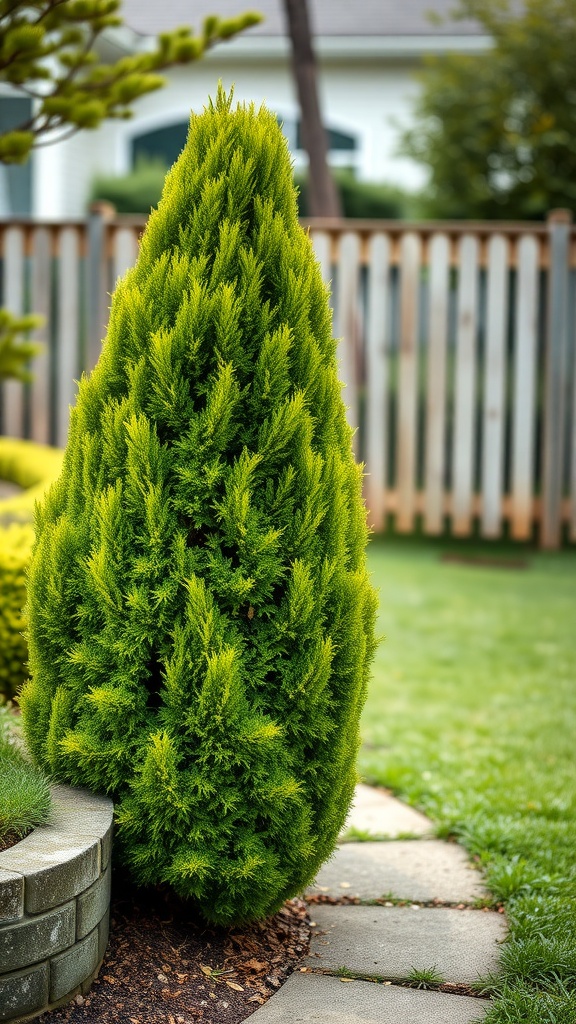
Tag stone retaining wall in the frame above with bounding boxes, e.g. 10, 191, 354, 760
0, 786, 113, 1022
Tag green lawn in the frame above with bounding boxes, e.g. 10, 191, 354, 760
360, 538, 576, 1024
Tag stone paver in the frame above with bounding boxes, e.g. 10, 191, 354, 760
306, 904, 505, 985
248, 973, 489, 1023
307, 840, 487, 904
341, 784, 433, 838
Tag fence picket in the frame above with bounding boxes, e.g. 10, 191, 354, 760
510, 235, 539, 540
2, 227, 26, 437
0, 213, 573, 547
424, 233, 450, 534
365, 233, 391, 530
452, 234, 479, 535
55, 228, 80, 446
30, 228, 52, 444
336, 232, 361, 450
113, 227, 139, 284
311, 230, 331, 286
481, 235, 509, 537
396, 232, 422, 532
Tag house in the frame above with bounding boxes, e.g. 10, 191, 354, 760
0, 0, 489, 218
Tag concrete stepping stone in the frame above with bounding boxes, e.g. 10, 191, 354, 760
248, 972, 490, 1022
342, 784, 433, 839
306, 905, 506, 985
307, 840, 487, 904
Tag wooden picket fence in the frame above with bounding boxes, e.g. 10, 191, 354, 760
1, 206, 575, 548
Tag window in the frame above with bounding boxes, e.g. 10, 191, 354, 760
0, 97, 32, 215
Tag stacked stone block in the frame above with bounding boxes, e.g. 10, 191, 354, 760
0, 787, 113, 1022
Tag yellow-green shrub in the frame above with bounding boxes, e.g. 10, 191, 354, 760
0, 439, 64, 699
0, 439, 64, 525
0, 524, 34, 699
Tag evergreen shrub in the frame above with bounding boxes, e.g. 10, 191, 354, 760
21, 88, 378, 925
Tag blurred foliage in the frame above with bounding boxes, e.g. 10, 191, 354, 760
91, 160, 422, 220
0, 0, 261, 164
90, 155, 168, 213
295, 170, 422, 220
0, 309, 42, 383
402, 0, 576, 220
0, 523, 33, 700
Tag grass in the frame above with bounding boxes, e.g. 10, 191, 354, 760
360, 537, 576, 1024
0, 704, 52, 847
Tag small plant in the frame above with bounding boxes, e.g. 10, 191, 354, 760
407, 965, 445, 989
0, 710, 51, 849
22, 87, 378, 925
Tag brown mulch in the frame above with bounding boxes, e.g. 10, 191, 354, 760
0, 829, 28, 853
42, 866, 311, 1024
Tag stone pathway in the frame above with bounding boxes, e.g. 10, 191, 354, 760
251, 785, 507, 1023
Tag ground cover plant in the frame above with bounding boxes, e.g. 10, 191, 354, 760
21, 87, 377, 926
0, 705, 51, 851
361, 538, 576, 1024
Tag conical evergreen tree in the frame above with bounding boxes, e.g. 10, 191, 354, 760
21, 87, 378, 925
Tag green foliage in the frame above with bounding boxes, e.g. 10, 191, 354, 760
0, 711, 52, 843
22, 88, 378, 925
0, 440, 63, 700
407, 966, 445, 989
0, 524, 33, 700
0, 438, 64, 525
91, 163, 419, 220
0, 1, 261, 163
402, 0, 576, 219
0, 308, 42, 383
90, 156, 168, 214
296, 170, 416, 220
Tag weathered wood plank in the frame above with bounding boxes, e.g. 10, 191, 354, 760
336, 231, 361, 450
452, 234, 480, 535
481, 234, 509, 537
30, 227, 52, 444
510, 235, 539, 540
365, 233, 391, 530
423, 233, 450, 534
541, 211, 571, 548
55, 228, 80, 445
396, 232, 422, 532
311, 230, 331, 285
113, 226, 139, 284
2, 227, 26, 437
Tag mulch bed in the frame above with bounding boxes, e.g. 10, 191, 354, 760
42, 866, 311, 1024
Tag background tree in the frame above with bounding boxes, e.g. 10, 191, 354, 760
0, 0, 260, 380
402, 0, 576, 220
282, 0, 341, 217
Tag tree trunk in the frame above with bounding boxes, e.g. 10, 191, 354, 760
283, 0, 342, 218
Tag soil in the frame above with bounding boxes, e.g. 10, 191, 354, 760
41, 866, 311, 1024
0, 829, 29, 854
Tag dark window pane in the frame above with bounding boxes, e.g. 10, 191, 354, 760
132, 122, 189, 169
0, 97, 32, 215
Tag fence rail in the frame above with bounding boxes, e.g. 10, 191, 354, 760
1, 207, 575, 548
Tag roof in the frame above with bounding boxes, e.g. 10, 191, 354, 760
120, 0, 482, 39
